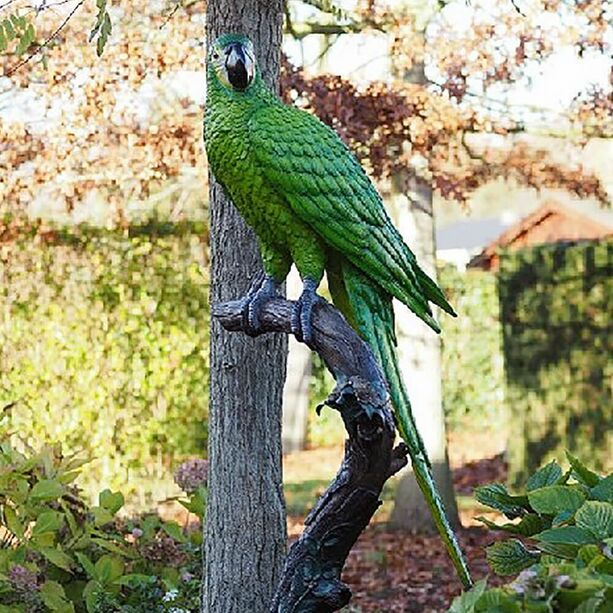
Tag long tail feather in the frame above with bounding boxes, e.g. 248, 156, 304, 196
331, 260, 473, 589
415, 266, 457, 317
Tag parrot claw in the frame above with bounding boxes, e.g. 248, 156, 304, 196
291, 278, 325, 347
238, 273, 280, 337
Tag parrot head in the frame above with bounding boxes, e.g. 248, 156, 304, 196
209, 34, 256, 92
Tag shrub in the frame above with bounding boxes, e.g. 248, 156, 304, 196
499, 240, 612, 485
0, 438, 205, 612
448, 453, 613, 612
438, 266, 504, 431
0, 226, 209, 504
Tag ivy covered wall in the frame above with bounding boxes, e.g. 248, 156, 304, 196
498, 239, 612, 486
0, 226, 209, 505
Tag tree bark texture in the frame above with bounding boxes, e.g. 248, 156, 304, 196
204, 3, 286, 612
214, 297, 409, 612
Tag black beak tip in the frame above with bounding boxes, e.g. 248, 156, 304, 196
226, 42, 252, 91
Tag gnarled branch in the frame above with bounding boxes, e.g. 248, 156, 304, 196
213, 296, 408, 612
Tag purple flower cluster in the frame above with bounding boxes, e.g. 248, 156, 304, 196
173, 458, 208, 493
8, 565, 38, 593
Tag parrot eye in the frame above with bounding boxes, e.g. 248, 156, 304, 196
212, 51, 219, 60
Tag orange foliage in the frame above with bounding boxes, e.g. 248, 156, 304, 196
1, 0, 610, 234
1, 0, 207, 230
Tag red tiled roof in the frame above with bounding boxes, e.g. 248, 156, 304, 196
469, 201, 612, 270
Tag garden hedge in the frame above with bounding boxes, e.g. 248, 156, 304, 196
0, 225, 209, 505
498, 239, 612, 486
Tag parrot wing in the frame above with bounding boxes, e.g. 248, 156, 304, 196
249, 103, 454, 330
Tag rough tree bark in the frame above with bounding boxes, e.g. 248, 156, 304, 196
204, 2, 287, 612
214, 297, 409, 612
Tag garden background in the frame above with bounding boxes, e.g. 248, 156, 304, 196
1, 0, 611, 611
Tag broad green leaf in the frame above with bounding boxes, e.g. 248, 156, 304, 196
90, 536, 137, 558
161, 566, 180, 589
573, 596, 606, 613
94, 554, 124, 585
566, 452, 601, 488
83, 579, 101, 613
577, 544, 613, 574
91, 506, 114, 526
30, 479, 65, 502
575, 501, 613, 540
590, 475, 613, 503
535, 526, 598, 545
116, 573, 153, 587
0, 605, 24, 613
533, 526, 597, 559
40, 547, 73, 572
40, 580, 75, 613
32, 531, 56, 547
577, 544, 603, 566
486, 539, 540, 575
447, 578, 488, 612
535, 540, 581, 559
528, 485, 586, 515
0, 29, 7, 53
33, 510, 64, 535
557, 580, 607, 609
476, 588, 522, 612
477, 513, 546, 537
75, 552, 96, 578
526, 460, 563, 491
59, 501, 78, 536
474, 483, 528, 519
552, 509, 574, 527
99, 489, 124, 514
162, 521, 186, 543
4, 505, 24, 538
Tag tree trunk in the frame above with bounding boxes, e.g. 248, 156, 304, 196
204, 3, 286, 612
389, 172, 460, 532
389, 32, 459, 530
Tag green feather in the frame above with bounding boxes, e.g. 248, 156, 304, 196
337, 262, 472, 589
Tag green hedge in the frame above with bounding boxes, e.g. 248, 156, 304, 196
0, 226, 209, 506
439, 266, 504, 430
498, 240, 612, 486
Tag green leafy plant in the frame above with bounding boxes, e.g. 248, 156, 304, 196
448, 453, 613, 612
1, 228, 209, 503
0, 12, 36, 55
0, 439, 204, 612
89, 0, 112, 57
438, 267, 504, 430
499, 241, 611, 485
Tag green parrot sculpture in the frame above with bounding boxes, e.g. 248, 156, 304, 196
204, 33, 472, 589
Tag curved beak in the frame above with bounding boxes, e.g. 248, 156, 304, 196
225, 42, 255, 91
